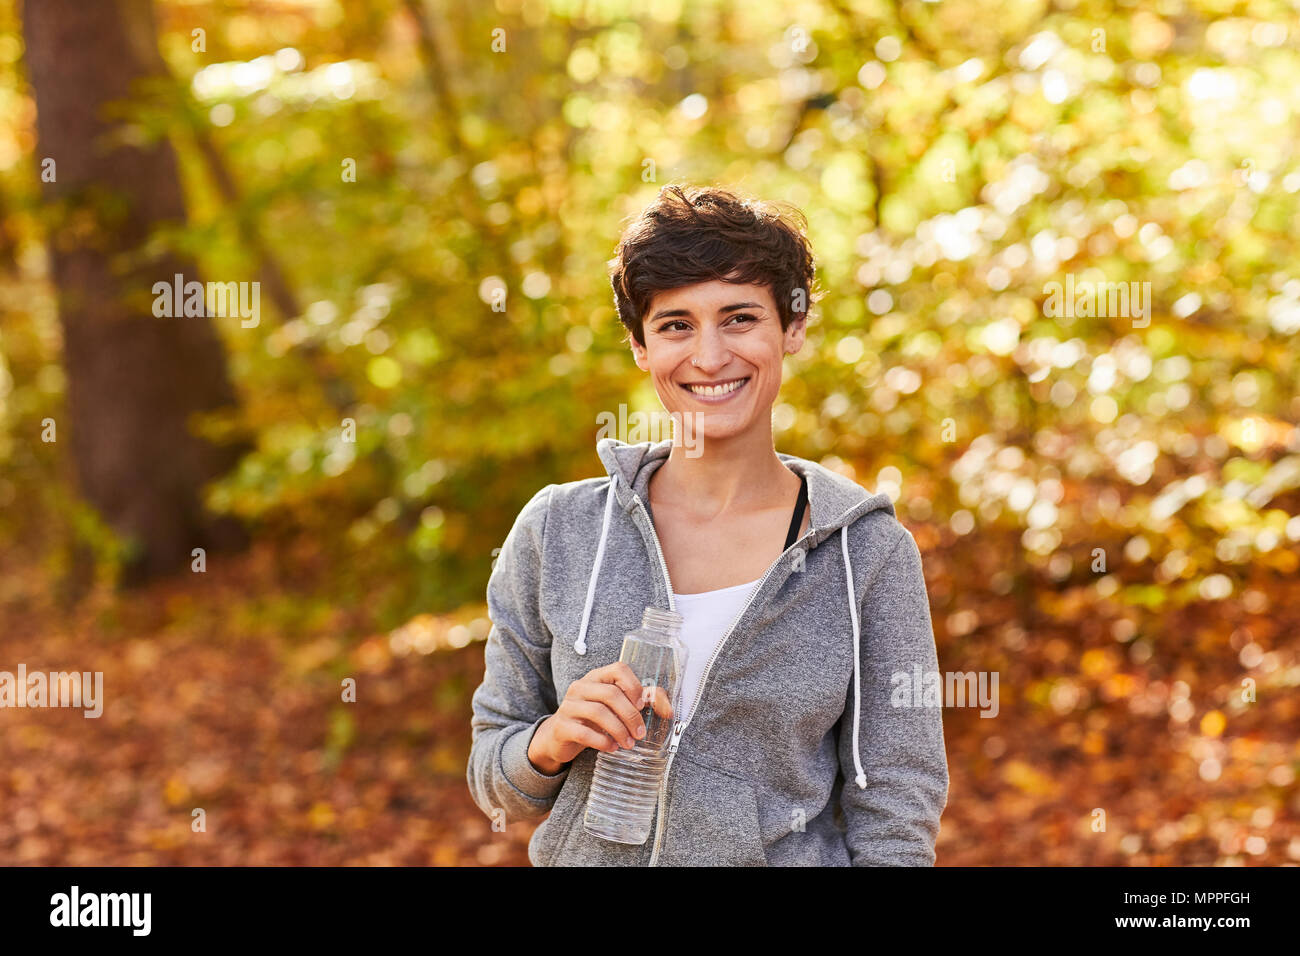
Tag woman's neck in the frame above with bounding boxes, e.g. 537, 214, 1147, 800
649, 423, 796, 519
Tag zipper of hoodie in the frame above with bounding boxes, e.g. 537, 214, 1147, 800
628, 491, 685, 867
629, 490, 679, 712
646, 523, 817, 866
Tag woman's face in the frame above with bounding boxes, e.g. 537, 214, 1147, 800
630, 278, 805, 444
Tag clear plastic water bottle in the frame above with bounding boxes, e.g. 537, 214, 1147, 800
583, 607, 687, 844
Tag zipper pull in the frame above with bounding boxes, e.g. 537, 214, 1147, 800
668, 720, 685, 753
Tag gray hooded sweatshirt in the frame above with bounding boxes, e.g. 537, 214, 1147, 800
467, 438, 948, 866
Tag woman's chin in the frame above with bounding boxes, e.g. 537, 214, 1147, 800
667, 410, 761, 446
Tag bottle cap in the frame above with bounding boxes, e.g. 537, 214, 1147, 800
640, 607, 683, 635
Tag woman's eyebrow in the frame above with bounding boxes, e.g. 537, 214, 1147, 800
650, 301, 766, 320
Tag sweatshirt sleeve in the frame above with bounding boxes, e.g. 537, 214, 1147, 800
466, 483, 569, 827
836, 525, 950, 865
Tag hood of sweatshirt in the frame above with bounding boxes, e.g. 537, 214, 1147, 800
595, 437, 897, 550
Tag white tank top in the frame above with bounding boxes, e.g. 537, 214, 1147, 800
671, 579, 761, 724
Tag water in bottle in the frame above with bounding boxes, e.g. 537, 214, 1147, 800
583, 607, 687, 844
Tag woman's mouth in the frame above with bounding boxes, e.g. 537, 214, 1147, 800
679, 376, 750, 403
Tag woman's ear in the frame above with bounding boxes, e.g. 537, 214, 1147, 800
631, 336, 650, 371
784, 314, 807, 354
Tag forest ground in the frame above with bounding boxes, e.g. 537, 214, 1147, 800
1, 525, 1295, 866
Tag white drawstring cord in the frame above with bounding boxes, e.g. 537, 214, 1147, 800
842, 526, 867, 789
574, 473, 618, 655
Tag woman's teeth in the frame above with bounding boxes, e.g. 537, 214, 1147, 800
685, 378, 748, 397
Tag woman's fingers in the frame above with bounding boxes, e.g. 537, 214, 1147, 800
566, 699, 636, 749
588, 682, 647, 741
583, 663, 653, 738
591, 662, 646, 708
554, 715, 619, 754
551, 672, 676, 761
561, 662, 675, 758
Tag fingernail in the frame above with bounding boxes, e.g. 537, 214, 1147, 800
624, 737, 634, 748
635, 726, 645, 739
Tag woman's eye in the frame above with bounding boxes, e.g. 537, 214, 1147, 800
658, 315, 755, 332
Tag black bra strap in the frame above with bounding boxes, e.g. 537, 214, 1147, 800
784, 473, 808, 550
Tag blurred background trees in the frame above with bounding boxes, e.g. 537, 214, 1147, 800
0, 0, 1297, 864
23, 0, 247, 586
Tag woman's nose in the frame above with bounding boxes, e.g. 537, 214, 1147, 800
691, 332, 729, 372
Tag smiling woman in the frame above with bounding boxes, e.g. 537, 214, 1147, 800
467, 183, 950, 867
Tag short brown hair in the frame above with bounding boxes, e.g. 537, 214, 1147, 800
608, 184, 820, 347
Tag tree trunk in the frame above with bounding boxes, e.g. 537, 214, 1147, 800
23, 0, 249, 586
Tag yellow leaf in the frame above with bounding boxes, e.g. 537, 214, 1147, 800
1081, 648, 1115, 678
432, 844, 458, 866
308, 801, 336, 829
1003, 759, 1057, 797
429, 746, 462, 775
164, 777, 189, 807
1103, 673, 1136, 699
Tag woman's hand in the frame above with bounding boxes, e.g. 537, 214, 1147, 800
527, 662, 674, 775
